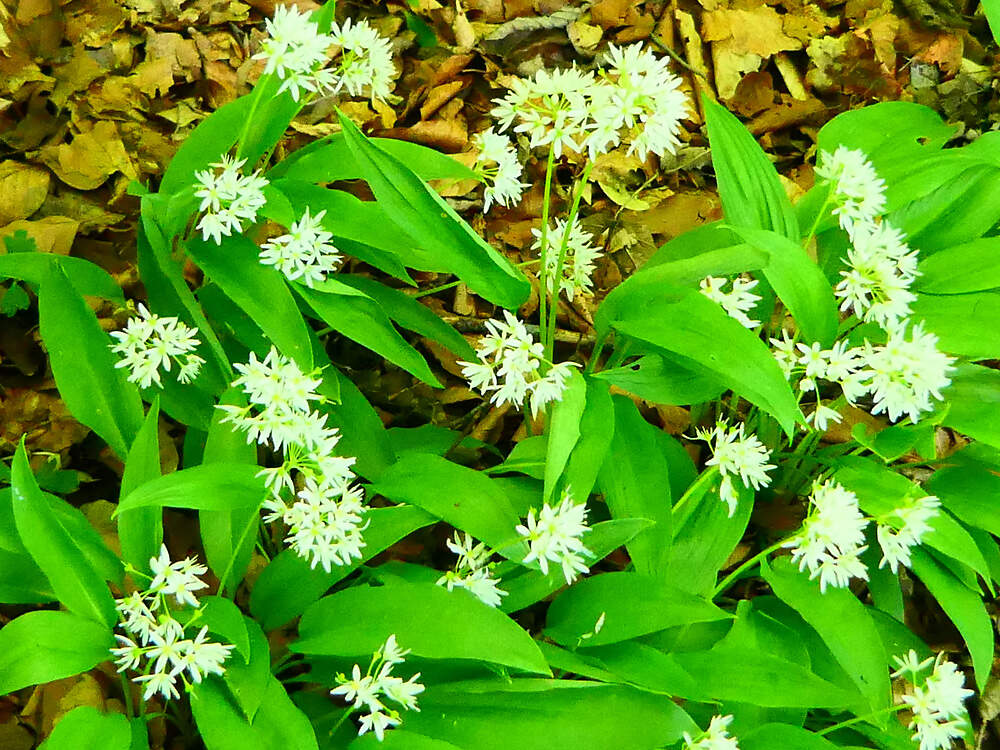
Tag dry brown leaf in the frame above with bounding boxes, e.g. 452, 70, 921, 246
703, 6, 801, 100
0, 389, 90, 454
0, 162, 50, 225
420, 79, 467, 120
591, 0, 631, 29
38, 121, 138, 190
0, 216, 80, 255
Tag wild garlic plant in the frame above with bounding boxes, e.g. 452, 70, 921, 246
3, 2, 998, 749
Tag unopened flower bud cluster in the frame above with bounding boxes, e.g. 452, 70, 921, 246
892, 650, 973, 750
217, 346, 368, 572
111, 545, 234, 703
109, 303, 205, 390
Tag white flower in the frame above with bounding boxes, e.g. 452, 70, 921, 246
253, 4, 333, 100
700, 276, 761, 329
815, 146, 887, 235
194, 157, 268, 243
876, 495, 941, 573
109, 303, 204, 389
682, 714, 740, 750
892, 649, 936, 679
516, 488, 592, 584
148, 544, 209, 609
358, 710, 400, 742
473, 128, 526, 213
176, 626, 234, 684
111, 635, 143, 672
532, 216, 602, 301
436, 532, 508, 607
808, 403, 843, 432
331, 663, 385, 714
896, 652, 973, 750
259, 208, 342, 287
695, 421, 775, 516
380, 672, 425, 712
835, 220, 918, 328
783, 480, 870, 593
282, 475, 368, 571
135, 670, 180, 702
115, 592, 158, 645
328, 18, 395, 101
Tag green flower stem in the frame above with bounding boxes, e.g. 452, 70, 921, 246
544, 161, 594, 362
584, 330, 610, 375
671, 466, 720, 515
537, 147, 558, 343
803, 185, 835, 249
236, 78, 268, 161
413, 260, 540, 300
120, 673, 135, 719
216, 506, 264, 599
817, 704, 906, 736
712, 538, 788, 598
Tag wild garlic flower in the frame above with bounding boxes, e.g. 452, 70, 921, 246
327, 18, 395, 101
112, 546, 234, 703
110, 303, 205, 389
458, 311, 579, 417
682, 714, 740, 750
695, 421, 775, 517
783, 480, 869, 593
330, 634, 424, 742
876, 495, 940, 574
531, 217, 602, 301
259, 208, 342, 287
814, 146, 887, 235
893, 651, 973, 750
700, 276, 761, 329
835, 221, 919, 328
436, 532, 507, 608
856, 323, 954, 424
472, 128, 527, 213
193, 155, 268, 244
516, 488, 592, 585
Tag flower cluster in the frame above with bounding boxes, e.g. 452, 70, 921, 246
699, 275, 762, 329
111, 546, 234, 703
330, 635, 424, 742
516, 488, 592, 585
193, 155, 268, 245
458, 311, 579, 417
472, 128, 527, 213
110, 303, 204, 389
771, 335, 863, 431
259, 208, 342, 287
682, 714, 740, 750
695, 421, 775, 516
835, 220, 919, 328
876, 494, 940, 573
892, 650, 973, 750
815, 145, 887, 235
491, 43, 687, 161
531, 217, 603, 301
253, 7, 394, 102
436, 532, 507, 608
217, 347, 368, 572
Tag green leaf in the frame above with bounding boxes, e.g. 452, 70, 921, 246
984, 0, 1000, 44
0, 610, 114, 694
12, 442, 117, 627
940, 363, 1000, 450
591, 354, 726, 406
597, 397, 672, 576
562, 378, 615, 501
218, 617, 270, 722
295, 279, 440, 386
199, 596, 251, 663
704, 97, 798, 239
916, 237, 1000, 294
404, 680, 697, 750
0, 252, 124, 302
186, 234, 314, 371
321, 363, 396, 480
0, 281, 29, 315
350, 731, 464, 750
40, 707, 131, 750
337, 111, 528, 308
38, 265, 144, 459
0, 547, 55, 604
249, 505, 436, 631
927, 466, 1000, 538
911, 292, 1000, 359
762, 557, 890, 713
118, 401, 163, 573
741, 724, 841, 750
909, 547, 993, 691
116, 464, 266, 516
293, 582, 550, 674
544, 370, 587, 501
544, 571, 731, 647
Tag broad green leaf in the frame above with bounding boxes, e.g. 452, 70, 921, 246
544, 370, 587, 501
939, 363, 1000, 450
927, 466, 1000, 538
704, 97, 798, 239
544, 571, 731, 647
597, 397, 672, 576
321, 363, 396, 480
763, 558, 890, 713
293, 582, 550, 675
983, 0, 1000, 45
199, 596, 251, 663
370, 454, 521, 552
40, 707, 130, 750
351, 731, 465, 750
909, 547, 993, 691
911, 292, 1000, 359
118, 401, 163, 573
0, 610, 114, 694
0, 253, 123, 301
592, 354, 726, 406
562, 377, 615, 500
338, 111, 528, 308
405, 680, 696, 750
186, 234, 314, 371
38, 265, 144, 458
116, 464, 266, 515
0, 548, 54, 604
249, 505, 435, 630
296, 279, 440, 386
12, 442, 117, 627
741, 724, 841, 750
218, 617, 270, 722
916, 237, 1000, 294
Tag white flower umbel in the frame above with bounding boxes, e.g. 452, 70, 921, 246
274, 477, 368, 572
193, 156, 268, 244
259, 208, 342, 287
531, 216, 602, 301
327, 18, 395, 101
473, 128, 527, 213
110, 303, 205, 389
253, 4, 333, 100
876, 494, 940, 574
784, 480, 870, 593
700, 276, 762, 329
330, 634, 424, 742
856, 323, 955, 424
458, 311, 579, 417
436, 532, 507, 608
894, 651, 973, 750
516, 488, 592, 585
814, 146, 887, 235
148, 544, 208, 608
682, 714, 740, 750
835, 221, 919, 328
695, 421, 775, 516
